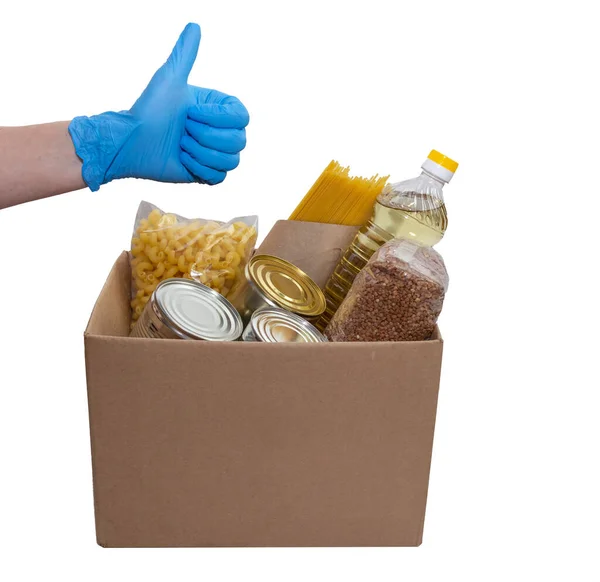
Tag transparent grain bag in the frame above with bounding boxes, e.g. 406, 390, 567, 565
325, 238, 449, 342
129, 200, 257, 329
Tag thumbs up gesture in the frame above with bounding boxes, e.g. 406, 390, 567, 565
69, 23, 249, 191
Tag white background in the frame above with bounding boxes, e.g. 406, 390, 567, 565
0, 0, 599, 580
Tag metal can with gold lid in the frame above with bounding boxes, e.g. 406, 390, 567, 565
242, 307, 328, 343
130, 278, 243, 341
227, 254, 326, 324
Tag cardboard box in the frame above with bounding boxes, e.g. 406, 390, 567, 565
84, 220, 443, 547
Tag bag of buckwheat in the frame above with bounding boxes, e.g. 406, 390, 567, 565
324, 238, 449, 342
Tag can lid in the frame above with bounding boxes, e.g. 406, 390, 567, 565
251, 307, 328, 343
154, 279, 242, 341
248, 255, 326, 317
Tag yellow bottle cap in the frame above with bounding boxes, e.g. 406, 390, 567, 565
428, 150, 459, 173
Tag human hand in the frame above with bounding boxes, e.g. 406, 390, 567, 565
69, 23, 248, 191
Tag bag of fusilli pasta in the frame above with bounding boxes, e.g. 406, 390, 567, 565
129, 200, 258, 328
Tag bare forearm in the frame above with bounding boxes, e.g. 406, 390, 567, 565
0, 122, 85, 209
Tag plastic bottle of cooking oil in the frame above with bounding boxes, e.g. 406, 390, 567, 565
319, 150, 458, 330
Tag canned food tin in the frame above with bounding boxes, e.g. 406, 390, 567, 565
228, 254, 326, 325
130, 278, 243, 341
242, 307, 328, 343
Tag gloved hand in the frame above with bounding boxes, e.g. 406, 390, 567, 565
68, 23, 248, 191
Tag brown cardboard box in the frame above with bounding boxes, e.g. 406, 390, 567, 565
84, 220, 443, 547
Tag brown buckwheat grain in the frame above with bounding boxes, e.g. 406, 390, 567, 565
325, 239, 449, 342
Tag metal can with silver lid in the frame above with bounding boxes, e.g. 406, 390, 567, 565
130, 278, 243, 341
228, 254, 326, 325
242, 307, 328, 343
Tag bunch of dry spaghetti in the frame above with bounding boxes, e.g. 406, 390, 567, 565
289, 161, 389, 226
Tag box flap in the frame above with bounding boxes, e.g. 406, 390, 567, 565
85, 251, 131, 337
257, 220, 358, 287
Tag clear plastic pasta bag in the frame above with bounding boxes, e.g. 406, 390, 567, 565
129, 200, 258, 328
325, 238, 449, 342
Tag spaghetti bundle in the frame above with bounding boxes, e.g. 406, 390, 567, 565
289, 161, 389, 226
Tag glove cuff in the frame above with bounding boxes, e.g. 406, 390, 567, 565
68, 111, 139, 192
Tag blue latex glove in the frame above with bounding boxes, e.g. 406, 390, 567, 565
68, 23, 248, 191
